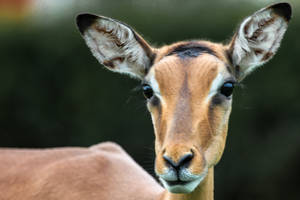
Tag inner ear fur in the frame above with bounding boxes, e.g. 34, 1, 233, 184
76, 14, 155, 79
227, 2, 292, 81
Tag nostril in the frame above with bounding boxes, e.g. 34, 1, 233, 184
177, 153, 193, 167
163, 152, 194, 169
163, 155, 177, 168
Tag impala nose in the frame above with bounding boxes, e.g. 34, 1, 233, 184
163, 152, 194, 170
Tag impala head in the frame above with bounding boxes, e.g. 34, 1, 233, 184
76, 3, 291, 194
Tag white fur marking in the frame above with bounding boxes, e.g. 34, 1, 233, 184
150, 71, 163, 99
158, 167, 208, 193
206, 73, 224, 102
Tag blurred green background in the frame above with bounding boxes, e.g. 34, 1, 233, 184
0, 0, 299, 199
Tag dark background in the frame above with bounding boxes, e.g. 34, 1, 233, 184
0, 0, 299, 199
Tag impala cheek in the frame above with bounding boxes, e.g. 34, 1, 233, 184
188, 150, 206, 175
204, 133, 228, 167
155, 152, 167, 175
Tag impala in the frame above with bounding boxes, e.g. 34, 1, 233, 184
0, 3, 291, 200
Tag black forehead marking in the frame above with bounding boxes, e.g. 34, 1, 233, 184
166, 42, 217, 59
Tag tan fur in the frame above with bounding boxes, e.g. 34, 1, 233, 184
0, 142, 163, 200
146, 42, 232, 200
149, 41, 231, 173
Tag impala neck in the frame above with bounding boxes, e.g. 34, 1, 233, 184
160, 168, 214, 200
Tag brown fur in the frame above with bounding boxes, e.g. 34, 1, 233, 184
146, 42, 233, 200
0, 142, 163, 200
150, 41, 231, 169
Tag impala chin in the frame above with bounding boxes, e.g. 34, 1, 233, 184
157, 167, 208, 194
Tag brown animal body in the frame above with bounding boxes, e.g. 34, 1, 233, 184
0, 3, 291, 200
0, 142, 163, 200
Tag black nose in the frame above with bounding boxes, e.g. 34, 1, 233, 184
163, 152, 194, 170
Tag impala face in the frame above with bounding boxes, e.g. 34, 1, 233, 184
76, 2, 291, 194
143, 42, 234, 193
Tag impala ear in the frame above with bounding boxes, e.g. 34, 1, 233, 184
76, 14, 155, 80
227, 3, 292, 81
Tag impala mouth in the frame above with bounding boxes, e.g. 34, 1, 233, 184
158, 167, 208, 193
165, 180, 190, 186
160, 177, 203, 194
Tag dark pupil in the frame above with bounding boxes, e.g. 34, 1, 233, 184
220, 82, 234, 97
142, 84, 153, 99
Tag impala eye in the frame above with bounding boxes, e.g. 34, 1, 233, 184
142, 84, 153, 99
220, 82, 234, 97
